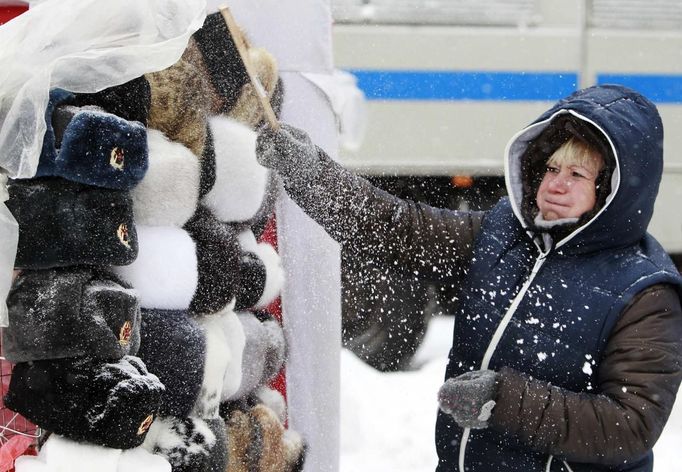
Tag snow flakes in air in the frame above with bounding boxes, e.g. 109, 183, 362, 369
525, 317, 540, 325
537, 352, 547, 361
583, 355, 597, 375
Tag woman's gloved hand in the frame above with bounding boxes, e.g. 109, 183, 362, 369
438, 369, 499, 429
255, 124, 321, 180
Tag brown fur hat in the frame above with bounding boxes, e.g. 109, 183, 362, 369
224, 403, 306, 472
145, 59, 211, 157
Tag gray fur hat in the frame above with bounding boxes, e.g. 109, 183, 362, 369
3, 267, 141, 363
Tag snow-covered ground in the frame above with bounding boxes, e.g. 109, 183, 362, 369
340, 315, 682, 471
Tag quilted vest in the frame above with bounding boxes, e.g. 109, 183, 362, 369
435, 198, 682, 472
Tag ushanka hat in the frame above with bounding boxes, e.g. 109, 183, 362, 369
3, 267, 141, 363
137, 309, 206, 417
37, 89, 149, 191
183, 205, 241, 316
5, 356, 164, 450
7, 177, 138, 269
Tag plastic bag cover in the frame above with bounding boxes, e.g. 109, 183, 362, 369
0, 0, 206, 178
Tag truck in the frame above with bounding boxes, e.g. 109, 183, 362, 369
332, 0, 682, 370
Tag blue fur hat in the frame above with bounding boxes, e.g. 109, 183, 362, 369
36, 88, 148, 190
7, 177, 138, 269
3, 267, 141, 363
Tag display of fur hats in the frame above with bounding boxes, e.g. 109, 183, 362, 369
3, 76, 170, 472
4, 9, 305, 472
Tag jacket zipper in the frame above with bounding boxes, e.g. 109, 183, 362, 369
458, 248, 549, 471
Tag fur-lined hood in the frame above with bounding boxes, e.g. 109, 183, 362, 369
504, 84, 664, 254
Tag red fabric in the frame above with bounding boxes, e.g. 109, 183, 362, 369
258, 215, 288, 416
0, 436, 35, 472
0, 6, 27, 25
1, 347, 38, 471
259, 214, 279, 254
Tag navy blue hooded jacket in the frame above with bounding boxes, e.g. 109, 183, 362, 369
436, 85, 682, 472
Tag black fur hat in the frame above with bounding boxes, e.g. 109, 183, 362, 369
7, 177, 138, 269
183, 206, 240, 316
191, 12, 249, 115
136, 309, 206, 417
3, 267, 141, 363
5, 356, 164, 450
69, 76, 151, 126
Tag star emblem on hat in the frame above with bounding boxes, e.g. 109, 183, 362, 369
117, 223, 131, 248
119, 321, 133, 346
110, 147, 125, 170
137, 414, 154, 435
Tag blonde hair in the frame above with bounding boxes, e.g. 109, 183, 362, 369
546, 137, 604, 175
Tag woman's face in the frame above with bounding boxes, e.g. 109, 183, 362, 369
536, 155, 601, 221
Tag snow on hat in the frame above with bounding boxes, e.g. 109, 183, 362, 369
5, 356, 165, 450
143, 416, 227, 472
136, 309, 206, 418
131, 129, 200, 228
7, 177, 138, 269
3, 267, 141, 363
189, 13, 249, 115
183, 205, 241, 317
36, 89, 148, 191
146, 59, 211, 158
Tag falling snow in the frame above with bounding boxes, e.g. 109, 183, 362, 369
582, 362, 593, 375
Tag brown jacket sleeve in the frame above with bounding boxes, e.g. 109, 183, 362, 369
283, 149, 484, 283
489, 284, 682, 465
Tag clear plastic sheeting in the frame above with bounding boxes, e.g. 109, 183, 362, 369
0, 173, 18, 327
0, 0, 207, 178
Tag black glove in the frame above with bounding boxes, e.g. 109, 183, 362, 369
438, 369, 499, 429
255, 123, 321, 181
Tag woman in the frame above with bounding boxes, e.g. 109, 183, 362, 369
255, 84, 682, 471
